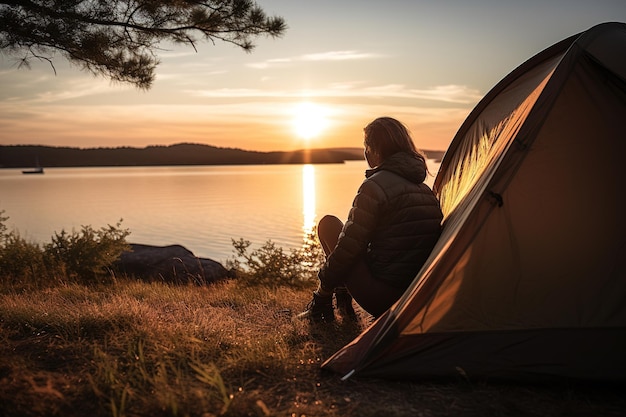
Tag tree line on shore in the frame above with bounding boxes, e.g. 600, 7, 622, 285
1, 143, 445, 168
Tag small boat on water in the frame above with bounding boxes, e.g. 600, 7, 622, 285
22, 157, 44, 174
22, 166, 44, 174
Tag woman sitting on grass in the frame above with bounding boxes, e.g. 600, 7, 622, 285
298, 117, 443, 322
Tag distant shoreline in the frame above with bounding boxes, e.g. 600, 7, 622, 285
0, 143, 445, 169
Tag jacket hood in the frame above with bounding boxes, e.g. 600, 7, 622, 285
365, 151, 427, 184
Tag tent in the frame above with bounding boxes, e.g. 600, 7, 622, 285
321, 22, 626, 382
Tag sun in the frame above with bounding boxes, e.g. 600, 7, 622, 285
292, 102, 330, 140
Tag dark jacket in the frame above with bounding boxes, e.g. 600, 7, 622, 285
319, 151, 443, 290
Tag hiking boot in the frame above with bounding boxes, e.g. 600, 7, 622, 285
335, 289, 357, 321
296, 292, 335, 323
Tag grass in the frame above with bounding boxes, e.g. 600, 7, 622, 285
1, 278, 624, 417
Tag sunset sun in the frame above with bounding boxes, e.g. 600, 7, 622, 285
292, 102, 330, 140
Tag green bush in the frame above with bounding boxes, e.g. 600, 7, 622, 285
0, 232, 45, 281
0, 211, 130, 285
0, 210, 45, 282
228, 230, 324, 288
0, 210, 6, 237
44, 221, 131, 282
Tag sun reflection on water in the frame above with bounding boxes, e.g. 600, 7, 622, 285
302, 164, 316, 238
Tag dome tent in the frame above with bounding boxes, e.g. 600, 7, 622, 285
322, 22, 626, 382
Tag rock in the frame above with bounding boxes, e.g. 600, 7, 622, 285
116, 243, 234, 284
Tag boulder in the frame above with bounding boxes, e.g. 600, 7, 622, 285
116, 243, 233, 284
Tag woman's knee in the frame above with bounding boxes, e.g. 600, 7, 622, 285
318, 215, 343, 234
317, 215, 344, 255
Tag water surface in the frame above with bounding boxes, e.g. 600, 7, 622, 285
0, 161, 439, 262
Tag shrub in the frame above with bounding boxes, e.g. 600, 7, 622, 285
0, 232, 45, 282
43, 221, 131, 282
0, 210, 7, 237
0, 211, 131, 285
0, 210, 45, 282
228, 230, 324, 288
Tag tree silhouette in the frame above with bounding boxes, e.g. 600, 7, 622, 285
0, 0, 286, 89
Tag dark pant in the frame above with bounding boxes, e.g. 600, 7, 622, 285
317, 215, 404, 317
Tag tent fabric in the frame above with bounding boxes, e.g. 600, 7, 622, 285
321, 22, 626, 382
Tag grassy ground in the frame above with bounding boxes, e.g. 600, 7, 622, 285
0, 278, 624, 417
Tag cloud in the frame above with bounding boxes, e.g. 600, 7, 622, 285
359, 84, 483, 104
0, 95, 469, 151
301, 51, 382, 61
188, 88, 289, 98
156, 69, 227, 82
158, 50, 198, 59
0, 68, 131, 104
246, 50, 380, 69
247, 57, 293, 69
32, 80, 128, 103
188, 83, 481, 104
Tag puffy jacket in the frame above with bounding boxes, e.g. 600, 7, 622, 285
319, 151, 443, 290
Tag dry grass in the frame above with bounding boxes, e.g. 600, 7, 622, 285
0, 279, 624, 417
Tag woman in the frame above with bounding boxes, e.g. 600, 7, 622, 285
298, 117, 443, 322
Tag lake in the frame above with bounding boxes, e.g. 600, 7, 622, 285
0, 160, 439, 263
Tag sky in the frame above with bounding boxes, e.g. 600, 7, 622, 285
1, 1, 625, 152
